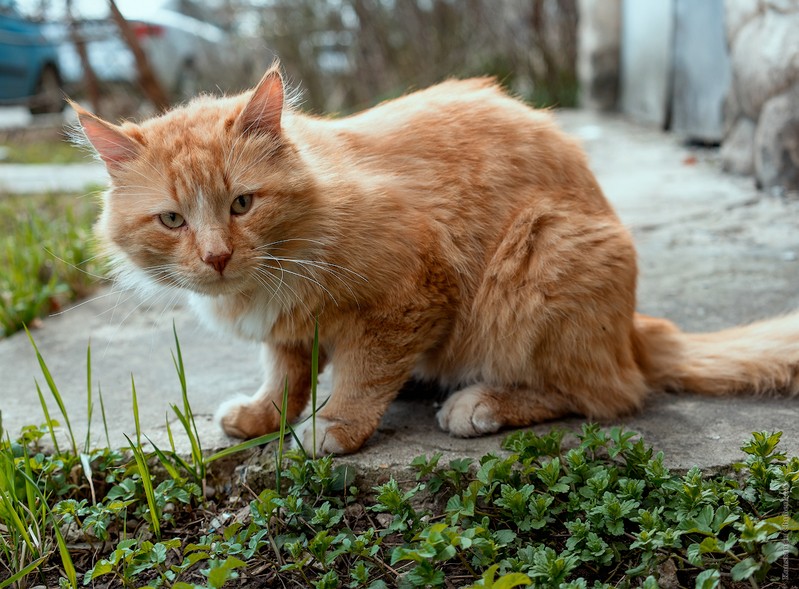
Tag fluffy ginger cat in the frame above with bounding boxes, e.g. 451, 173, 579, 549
73, 63, 799, 455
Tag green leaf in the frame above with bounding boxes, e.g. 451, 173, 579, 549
87, 561, 114, 580
640, 576, 659, 589
207, 566, 233, 588
493, 573, 533, 589
763, 540, 798, 563
694, 569, 720, 589
730, 557, 760, 581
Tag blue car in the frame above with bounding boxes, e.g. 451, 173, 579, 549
0, 0, 63, 114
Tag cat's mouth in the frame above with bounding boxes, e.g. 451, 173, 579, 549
151, 267, 245, 297
192, 273, 245, 296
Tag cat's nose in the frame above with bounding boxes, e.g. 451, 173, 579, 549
203, 251, 232, 274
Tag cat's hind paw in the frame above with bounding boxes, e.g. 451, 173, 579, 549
436, 384, 502, 437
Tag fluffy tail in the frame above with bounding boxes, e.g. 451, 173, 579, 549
634, 312, 799, 396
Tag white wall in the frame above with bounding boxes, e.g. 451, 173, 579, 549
620, 0, 675, 128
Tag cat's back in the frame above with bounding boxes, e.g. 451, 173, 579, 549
307, 77, 600, 209
335, 77, 553, 140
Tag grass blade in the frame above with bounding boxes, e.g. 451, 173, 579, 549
131, 374, 141, 447
80, 452, 97, 505
166, 414, 177, 453
0, 473, 35, 555
98, 383, 111, 449
123, 434, 161, 539
53, 515, 77, 588
277, 377, 289, 460
275, 377, 290, 492
171, 324, 204, 481
311, 317, 319, 459
162, 415, 202, 475
144, 434, 180, 480
204, 430, 284, 464
34, 380, 60, 456
20, 444, 37, 515
25, 327, 77, 456
16, 469, 77, 588
0, 555, 48, 589
170, 404, 203, 483
84, 341, 93, 453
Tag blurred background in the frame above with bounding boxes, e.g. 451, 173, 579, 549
2, 0, 580, 119
2, 0, 799, 337
0, 0, 796, 191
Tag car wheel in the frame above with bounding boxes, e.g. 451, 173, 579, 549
30, 65, 64, 115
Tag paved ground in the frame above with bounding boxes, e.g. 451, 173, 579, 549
0, 162, 107, 193
2, 109, 799, 475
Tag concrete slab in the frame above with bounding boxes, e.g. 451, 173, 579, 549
2, 109, 799, 473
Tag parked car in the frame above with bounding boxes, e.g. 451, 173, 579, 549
0, 0, 64, 114
48, 0, 252, 102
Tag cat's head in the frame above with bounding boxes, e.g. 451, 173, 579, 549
73, 63, 318, 299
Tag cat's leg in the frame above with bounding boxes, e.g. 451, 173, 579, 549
437, 375, 647, 437
217, 342, 324, 438
293, 319, 433, 455
437, 207, 648, 437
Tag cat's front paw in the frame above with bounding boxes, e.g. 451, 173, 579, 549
291, 415, 378, 456
292, 417, 348, 456
215, 395, 279, 439
436, 384, 502, 437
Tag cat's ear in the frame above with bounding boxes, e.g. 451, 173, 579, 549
237, 66, 284, 137
69, 100, 141, 170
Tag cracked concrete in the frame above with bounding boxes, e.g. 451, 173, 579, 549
1, 109, 798, 474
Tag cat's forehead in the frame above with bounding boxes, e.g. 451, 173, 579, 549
143, 99, 238, 151
134, 99, 242, 191
125, 94, 283, 198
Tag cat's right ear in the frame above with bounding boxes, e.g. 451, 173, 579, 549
237, 66, 284, 138
69, 100, 141, 171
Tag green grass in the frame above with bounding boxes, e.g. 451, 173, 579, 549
0, 139, 87, 164
0, 331, 797, 588
0, 192, 104, 338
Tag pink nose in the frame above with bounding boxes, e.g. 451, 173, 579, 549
202, 251, 231, 274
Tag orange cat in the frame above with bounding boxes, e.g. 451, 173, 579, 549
73, 63, 799, 455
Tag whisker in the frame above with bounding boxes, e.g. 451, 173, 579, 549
49, 287, 130, 317
253, 265, 314, 319
257, 257, 339, 306
249, 268, 289, 311
255, 237, 327, 250
42, 247, 112, 282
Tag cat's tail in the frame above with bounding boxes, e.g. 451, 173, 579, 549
633, 312, 799, 396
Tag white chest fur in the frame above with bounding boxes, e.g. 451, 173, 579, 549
189, 292, 281, 342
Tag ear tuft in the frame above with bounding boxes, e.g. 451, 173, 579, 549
238, 64, 284, 137
70, 100, 141, 170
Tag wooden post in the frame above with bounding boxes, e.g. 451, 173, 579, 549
107, 0, 171, 111
66, 0, 102, 114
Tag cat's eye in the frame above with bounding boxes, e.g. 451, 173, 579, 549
231, 194, 253, 215
159, 211, 185, 229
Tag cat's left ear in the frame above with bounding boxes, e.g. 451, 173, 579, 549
238, 66, 284, 137
70, 100, 142, 171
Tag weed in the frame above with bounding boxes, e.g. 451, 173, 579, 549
0, 193, 102, 337
0, 139, 85, 164
1, 331, 797, 587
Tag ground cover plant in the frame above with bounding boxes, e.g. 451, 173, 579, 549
1, 332, 797, 588
0, 192, 103, 337
0, 139, 85, 164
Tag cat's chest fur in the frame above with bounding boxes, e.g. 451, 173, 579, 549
189, 291, 284, 342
